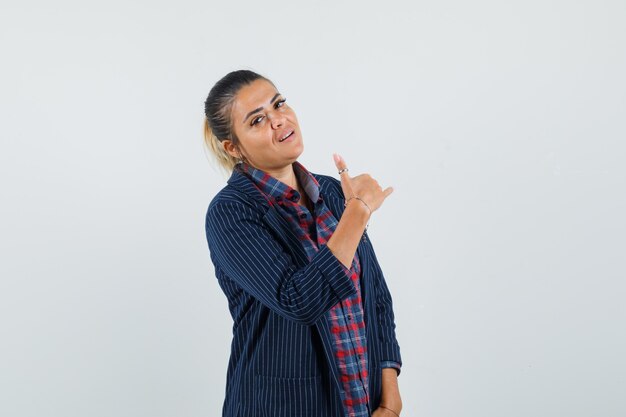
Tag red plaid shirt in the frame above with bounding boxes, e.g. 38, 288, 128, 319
235, 160, 400, 417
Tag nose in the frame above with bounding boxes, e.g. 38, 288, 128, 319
268, 111, 285, 129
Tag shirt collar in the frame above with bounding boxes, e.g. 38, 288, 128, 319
235, 160, 321, 204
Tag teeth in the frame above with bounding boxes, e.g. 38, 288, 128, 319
280, 131, 293, 142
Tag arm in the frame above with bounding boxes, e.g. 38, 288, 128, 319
323, 173, 402, 369
321, 174, 403, 369
205, 200, 367, 326
378, 368, 403, 416
367, 237, 403, 413
367, 234, 403, 373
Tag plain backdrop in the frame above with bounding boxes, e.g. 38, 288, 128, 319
1, 1, 625, 416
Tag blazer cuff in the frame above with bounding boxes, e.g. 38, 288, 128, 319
380, 360, 402, 376
380, 341, 402, 369
314, 244, 357, 301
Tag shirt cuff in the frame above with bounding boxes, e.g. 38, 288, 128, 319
380, 360, 402, 376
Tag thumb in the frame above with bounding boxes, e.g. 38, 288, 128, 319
333, 153, 353, 197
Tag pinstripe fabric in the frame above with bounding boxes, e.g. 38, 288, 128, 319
235, 160, 400, 417
205, 162, 402, 417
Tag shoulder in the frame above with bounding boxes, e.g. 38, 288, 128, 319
207, 183, 250, 212
205, 183, 263, 228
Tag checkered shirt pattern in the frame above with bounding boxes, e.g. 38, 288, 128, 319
235, 160, 400, 417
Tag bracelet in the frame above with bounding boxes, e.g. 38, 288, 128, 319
344, 196, 371, 231
378, 404, 400, 417
344, 196, 371, 214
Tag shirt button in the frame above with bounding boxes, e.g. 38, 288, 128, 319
276, 196, 282, 201
347, 315, 352, 320
299, 213, 307, 219
290, 195, 298, 201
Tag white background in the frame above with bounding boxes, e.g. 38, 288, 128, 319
1, 1, 625, 416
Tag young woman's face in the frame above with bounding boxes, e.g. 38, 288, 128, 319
226, 78, 304, 171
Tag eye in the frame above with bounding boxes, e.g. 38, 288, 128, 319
250, 98, 287, 127
251, 115, 264, 126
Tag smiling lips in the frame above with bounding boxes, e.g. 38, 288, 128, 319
278, 130, 294, 142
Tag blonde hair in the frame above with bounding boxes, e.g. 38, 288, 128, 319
202, 118, 241, 174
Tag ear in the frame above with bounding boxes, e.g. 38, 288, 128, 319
221, 139, 240, 159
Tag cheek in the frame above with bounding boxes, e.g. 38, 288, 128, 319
288, 110, 300, 126
250, 130, 275, 150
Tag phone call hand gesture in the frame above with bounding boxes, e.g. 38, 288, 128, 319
332, 153, 394, 217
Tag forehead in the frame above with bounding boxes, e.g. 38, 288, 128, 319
231, 79, 278, 115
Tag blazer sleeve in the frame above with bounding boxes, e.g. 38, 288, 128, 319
380, 360, 402, 376
205, 200, 358, 326
367, 234, 403, 375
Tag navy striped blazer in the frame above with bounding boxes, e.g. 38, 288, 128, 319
205, 166, 402, 417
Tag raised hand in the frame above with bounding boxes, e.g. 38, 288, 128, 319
332, 153, 394, 215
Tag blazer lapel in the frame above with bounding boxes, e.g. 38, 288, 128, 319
262, 208, 310, 265
226, 168, 310, 265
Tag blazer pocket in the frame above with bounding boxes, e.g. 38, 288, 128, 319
253, 374, 324, 417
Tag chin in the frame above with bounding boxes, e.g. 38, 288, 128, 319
292, 143, 304, 159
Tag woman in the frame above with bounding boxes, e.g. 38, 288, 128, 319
203, 69, 403, 417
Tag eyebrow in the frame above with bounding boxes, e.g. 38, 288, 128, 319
242, 93, 282, 123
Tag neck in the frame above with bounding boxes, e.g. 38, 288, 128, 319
261, 162, 300, 192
